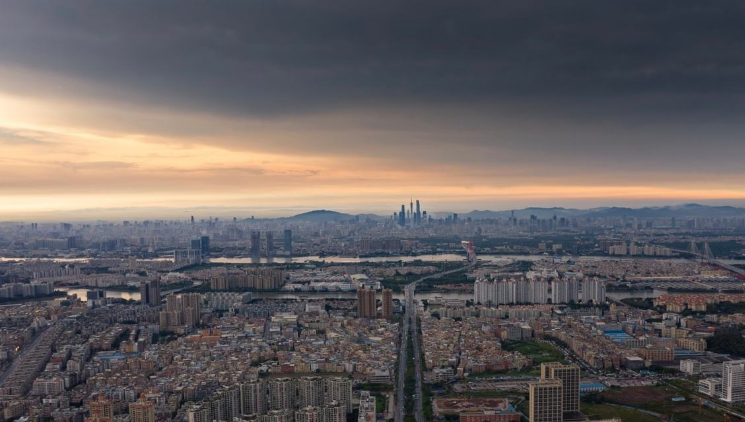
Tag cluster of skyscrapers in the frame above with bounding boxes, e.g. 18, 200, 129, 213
250, 230, 292, 257
474, 278, 606, 305
394, 198, 427, 227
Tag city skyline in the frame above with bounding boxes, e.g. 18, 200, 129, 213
2, 2, 745, 220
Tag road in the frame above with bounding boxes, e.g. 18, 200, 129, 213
0, 326, 48, 385
395, 263, 475, 422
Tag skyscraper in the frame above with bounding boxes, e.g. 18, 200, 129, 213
399, 205, 406, 226
540, 362, 580, 413
140, 278, 161, 307
356, 287, 377, 318
266, 232, 275, 257
251, 231, 261, 257
200, 235, 210, 255
381, 289, 393, 320
284, 229, 292, 256
415, 199, 421, 225
409, 197, 413, 226
528, 380, 562, 422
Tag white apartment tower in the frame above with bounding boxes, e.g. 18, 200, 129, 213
723, 360, 745, 403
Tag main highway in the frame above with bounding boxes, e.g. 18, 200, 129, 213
395, 263, 475, 422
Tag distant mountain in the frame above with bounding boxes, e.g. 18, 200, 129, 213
281, 210, 354, 222
445, 204, 745, 220
579, 204, 745, 219
279, 210, 387, 222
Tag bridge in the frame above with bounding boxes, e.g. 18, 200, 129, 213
671, 241, 745, 278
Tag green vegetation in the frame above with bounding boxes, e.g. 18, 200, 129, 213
111, 328, 130, 349
381, 274, 420, 292
422, 384, 433, 421
162, 280, 194, 291
581, 403, 659, 422
501, 340, 567, 365
705, 301, 745, 315
375, 395, 385, 413
706, 332, 745, 356
620, 297, 656, 310
417, 271, 471, 292
0, 291, 66, 304
151, 330, 179, 344
596, 385, 729, 422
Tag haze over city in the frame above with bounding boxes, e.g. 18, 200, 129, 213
3, 2, 745, 220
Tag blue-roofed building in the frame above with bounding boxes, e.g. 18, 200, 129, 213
604, 330, 633, 343
580, 382, 606, 395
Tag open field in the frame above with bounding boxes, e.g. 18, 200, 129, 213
501, 340, 567, 365
601, 386, 732, 422
581, 403, 660, 422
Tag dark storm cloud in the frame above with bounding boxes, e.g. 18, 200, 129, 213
2, 0, 745, 117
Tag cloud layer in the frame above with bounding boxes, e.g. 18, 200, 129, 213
2, 1, 745, 219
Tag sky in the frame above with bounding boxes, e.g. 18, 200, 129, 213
2, 1, 745, 220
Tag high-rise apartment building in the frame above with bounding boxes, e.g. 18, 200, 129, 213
181, 293, 202, 327
159, 293, 202, 329
325, 377, 353, 414
528, 380, 563, 422
356, 287, 377, 318
268, 378, 296, 411
129, 396, 155, 422
321, 402, 346, 422
240, 380, 267, 416
381, 289, 393, 320
581, 279, 606, 304
140, 278, 161, 307
551, 279, 580, 304
723, 360, 745, 403
541, 362, 580, 413
87, 395, 114, 422
298, 376, 325, 408
296, 406, 322, 422
474, 279, 552, 305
